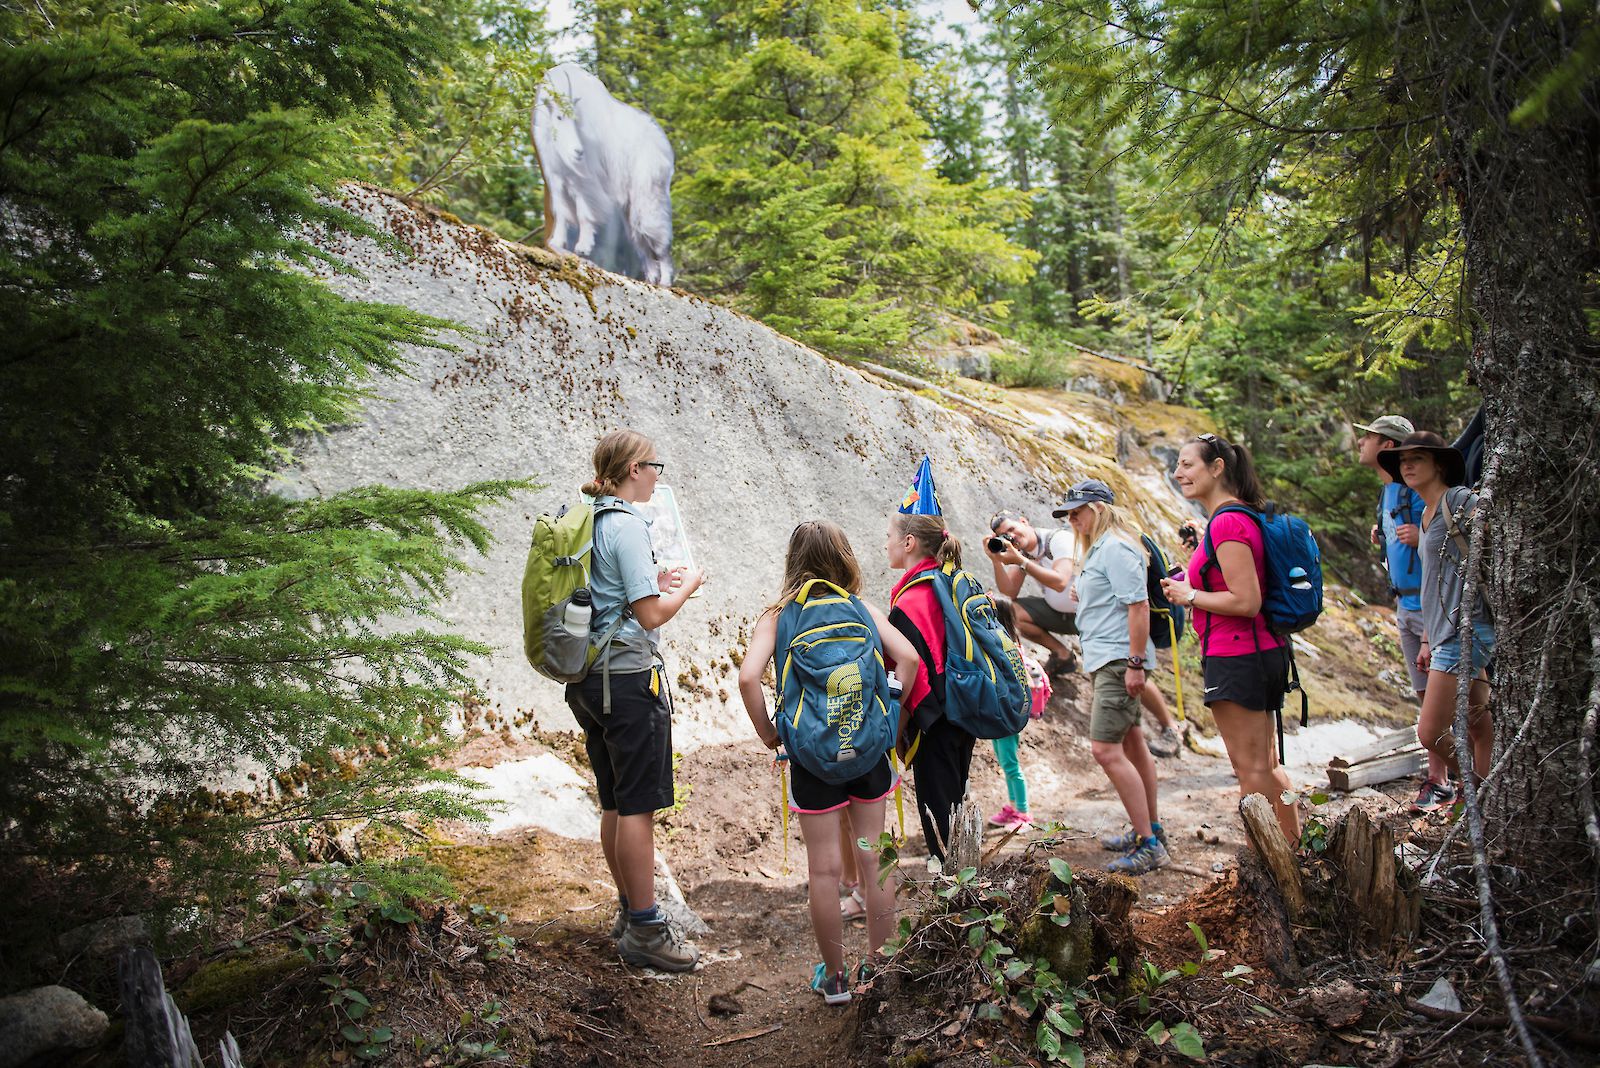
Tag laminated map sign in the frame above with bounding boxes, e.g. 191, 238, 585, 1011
637, 484, 695, 573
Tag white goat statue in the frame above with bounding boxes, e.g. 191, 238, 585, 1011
532, 63, 675, 286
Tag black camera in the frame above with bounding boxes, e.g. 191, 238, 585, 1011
986, 533, 1014, 554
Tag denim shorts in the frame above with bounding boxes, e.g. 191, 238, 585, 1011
1431, 620, 1495, 676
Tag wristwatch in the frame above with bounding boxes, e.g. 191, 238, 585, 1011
1185, 588, 1198, 606
1126, 656, 1147, 670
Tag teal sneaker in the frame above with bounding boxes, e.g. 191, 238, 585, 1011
1100, 823, 1168, 852
1107, 837, 1172, 876
811, 963, 851, 1006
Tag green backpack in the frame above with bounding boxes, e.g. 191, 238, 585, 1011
521, 498, 631, 684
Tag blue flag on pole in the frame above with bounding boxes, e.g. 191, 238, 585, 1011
898, 455, 942, 516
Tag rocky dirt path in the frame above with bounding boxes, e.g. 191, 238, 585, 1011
446, 689, 1410, 1067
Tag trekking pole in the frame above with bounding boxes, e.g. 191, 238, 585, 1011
1167, 614, 1184, 724
776, 749, 790, 876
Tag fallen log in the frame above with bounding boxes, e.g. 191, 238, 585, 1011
1328, 727, 1418, 768
1326, 748, 1426, 791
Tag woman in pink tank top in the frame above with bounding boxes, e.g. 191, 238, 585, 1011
1160, 434, 1299, 842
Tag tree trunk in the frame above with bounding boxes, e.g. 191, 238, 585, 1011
1454, 114, 1600, 861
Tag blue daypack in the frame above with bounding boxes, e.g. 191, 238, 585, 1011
774, 579, 897, 785
1203, 504, 1324, 636
1139, 533, 1187, 648
895, 563, 1031, 740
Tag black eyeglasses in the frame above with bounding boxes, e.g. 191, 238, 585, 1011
640, 461, 665, 475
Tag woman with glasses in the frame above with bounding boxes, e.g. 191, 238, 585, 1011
1160, 434, 1299, 841
567, 430, 705, 971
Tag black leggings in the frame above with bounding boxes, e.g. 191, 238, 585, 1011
911, 715, 977, 862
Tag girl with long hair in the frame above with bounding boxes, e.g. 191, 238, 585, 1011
568, 431, 705, 972
1058, 480, 1169, 874
1378, 431, 1493, 782
739, 521, 917, 1005
886, 512, 978, 862
1160, 435, 1299, 841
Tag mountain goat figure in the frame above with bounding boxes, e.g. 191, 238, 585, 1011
532, 64, 675, 286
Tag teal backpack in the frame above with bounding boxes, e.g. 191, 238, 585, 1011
895, 563, 1031, 740
774, 580, 897, 785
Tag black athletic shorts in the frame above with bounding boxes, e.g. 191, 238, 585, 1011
1202, 647, 1290, 714
566, 667, 674, 817
787, 753, 897, 815
1016, 596, 1078, 636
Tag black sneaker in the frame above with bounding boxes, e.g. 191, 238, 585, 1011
811, 963, 851, 1005
1409, 781, 1453, 814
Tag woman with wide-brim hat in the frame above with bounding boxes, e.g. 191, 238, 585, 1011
1378, 431, 1493, 784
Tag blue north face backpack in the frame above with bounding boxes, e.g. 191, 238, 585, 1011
774, 579, 896, 785
896, 563, 1031, 740
1139, 533, 1186, 648
1204, 504, 1324, 637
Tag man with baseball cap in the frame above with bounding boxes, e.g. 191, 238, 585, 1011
1355, 414, 1448, 812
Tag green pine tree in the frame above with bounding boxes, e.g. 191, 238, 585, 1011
0, 0, 520, 927
580, 0, 1035, 354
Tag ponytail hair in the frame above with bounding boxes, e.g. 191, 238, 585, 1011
893, 513, 962, 569
1189, 434, 1265, 509
582, 430, 655, 497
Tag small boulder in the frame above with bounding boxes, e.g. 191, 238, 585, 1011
58, 914, 151, 962
0, 985, 109, 1068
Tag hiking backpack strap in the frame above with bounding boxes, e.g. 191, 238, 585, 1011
591, 498, 640, 716
1206, 505, 1298, 762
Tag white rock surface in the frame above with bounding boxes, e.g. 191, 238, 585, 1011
290, 187, 1182, 750
0, 986, 108, 1068
461, 754, 601, 838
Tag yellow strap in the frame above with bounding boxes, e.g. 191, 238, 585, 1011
778, 755, 790, 876
1167, 615, 1185, 723
795, 577, 851, 606
891, 748, 906, 845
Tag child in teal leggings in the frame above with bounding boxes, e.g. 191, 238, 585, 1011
988, 598, 1045, 830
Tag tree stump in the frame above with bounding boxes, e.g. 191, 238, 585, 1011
1239, 794, 1309, 923
1327, 805, 1420, 948
942, 798, 984, 874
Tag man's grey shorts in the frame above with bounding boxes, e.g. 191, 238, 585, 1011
1016, 596, 1078, 636
1396, 603, 1428, 694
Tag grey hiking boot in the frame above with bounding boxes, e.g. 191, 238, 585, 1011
609, 905, 627, 940
1146, 725, 1184, 758
618, 919, 699, 972
1100, 823, 1168, 852
1107, 837, 1172, 876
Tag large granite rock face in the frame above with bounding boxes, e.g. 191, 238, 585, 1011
292, 188, 1086, 748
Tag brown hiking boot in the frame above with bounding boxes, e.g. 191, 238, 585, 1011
618, 920, 699, 972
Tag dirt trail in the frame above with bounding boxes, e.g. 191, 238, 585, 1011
445, 688, 1412, 1067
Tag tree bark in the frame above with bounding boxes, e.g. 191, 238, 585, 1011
1453, 108, 1600, 860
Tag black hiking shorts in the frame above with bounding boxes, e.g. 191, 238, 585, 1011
566, 667, 674, 817
1202, 647, 1289, 714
